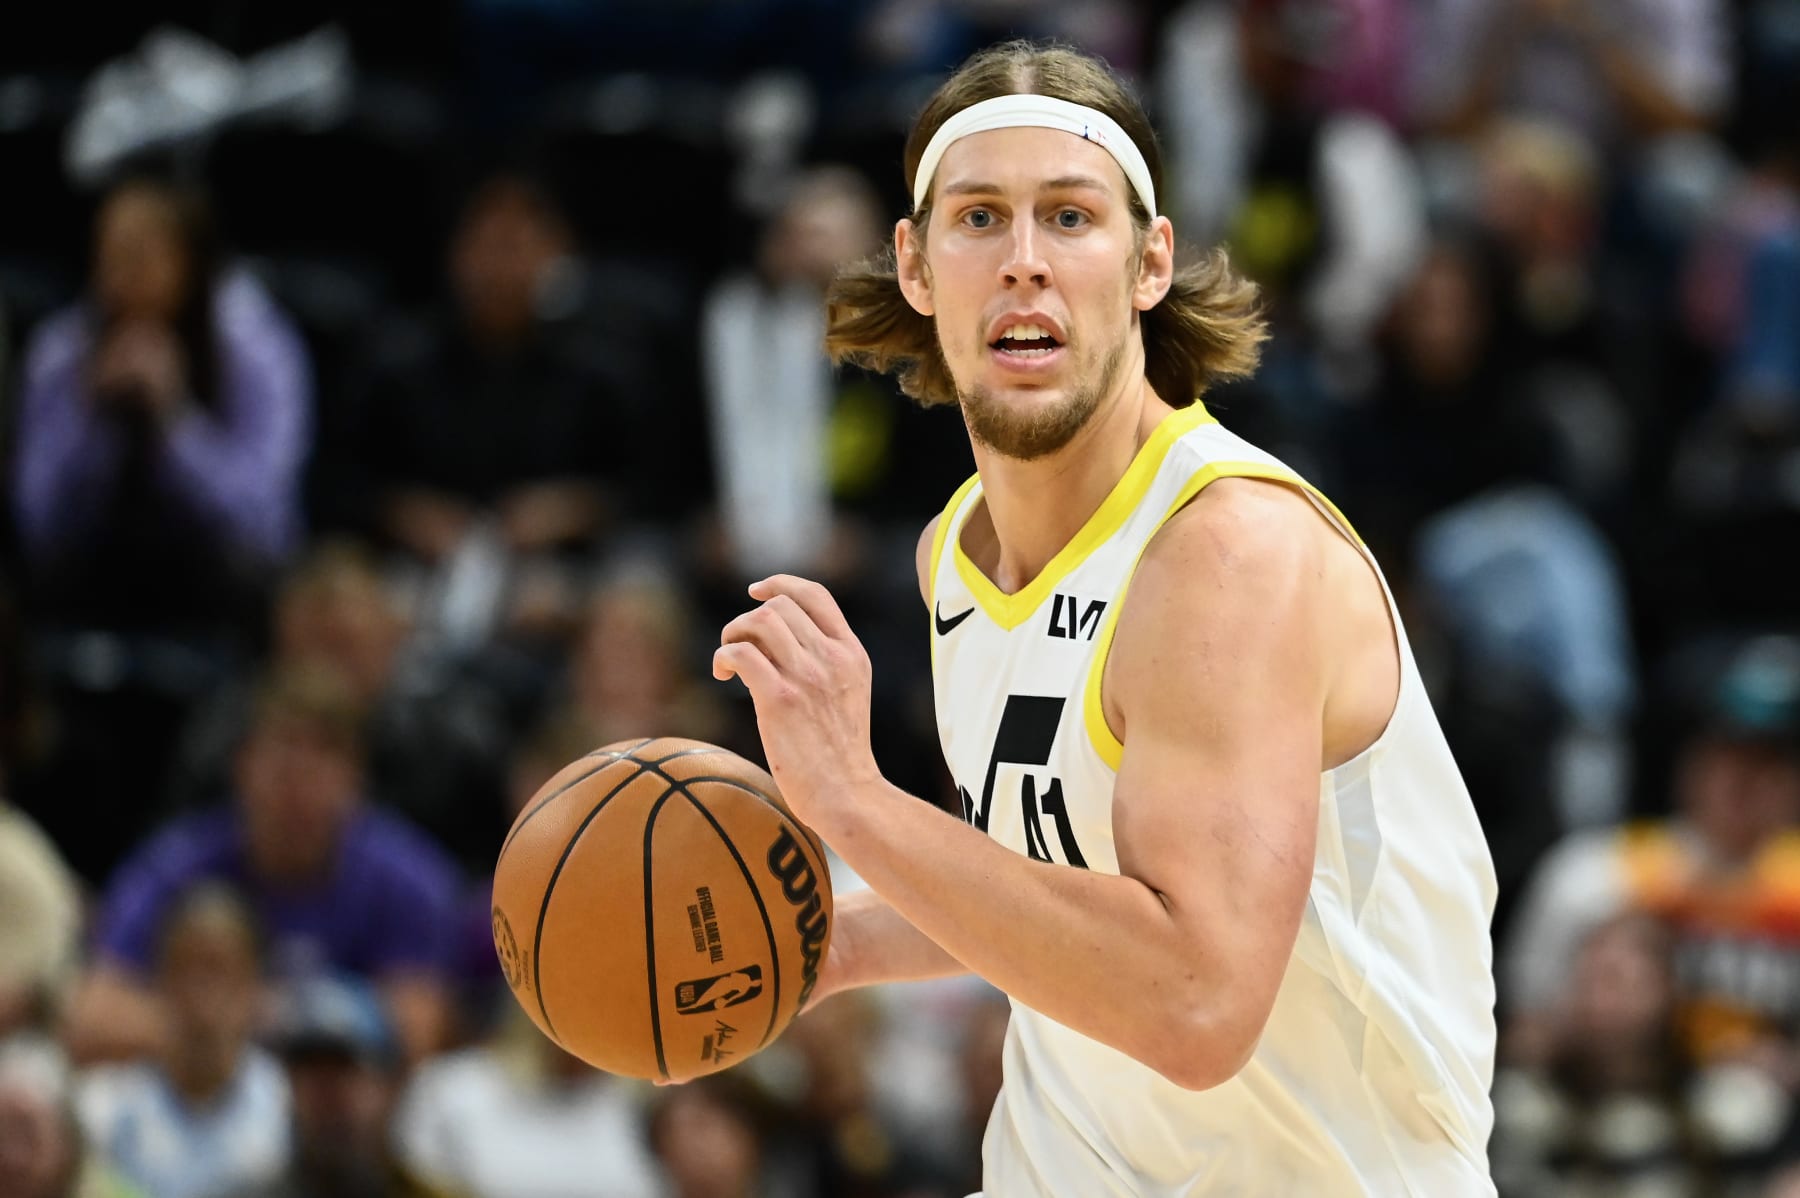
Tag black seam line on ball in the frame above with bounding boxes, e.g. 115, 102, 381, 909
580, 737, 654, 763
500, 754, 641, 862
634, 765, 828, 896
642, 768, 831, 879
643, 785, 682, 1081
530, 761, 651, 1042
667, 779, 784, 1052
637, 744, 731, 767
504, 742, 717, 862
634, 764, 830, 1045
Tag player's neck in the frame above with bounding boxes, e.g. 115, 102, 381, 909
970, 377, 1171, 595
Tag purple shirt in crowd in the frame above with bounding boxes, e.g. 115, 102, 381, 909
96, 806, 461, 982
13, 271, 311, 566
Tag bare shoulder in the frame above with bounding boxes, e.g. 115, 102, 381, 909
1112, 475, 1397, 768
1105, 478, 1343, 737
915, 514, 942, 608
1135, 476, 1333, 599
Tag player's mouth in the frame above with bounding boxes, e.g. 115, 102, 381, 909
987, 321, 1066, 372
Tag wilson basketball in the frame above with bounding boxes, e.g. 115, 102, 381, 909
491, 736, 833, 1082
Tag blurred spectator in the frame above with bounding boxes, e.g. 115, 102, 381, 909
1473, 119, 1635, 395
1689, 134, 1800, 437
947, 995, 1009, 1196
1339, 226, 1638, 879
11, 174, 311, 628
780, 990, 948, 1198
699, 166, 964, 795
1157, 0, 1426, 362
0, 803, 82, 1040
68, 665, 460, 1066
1465, 120, 1642, 505
1666, 118, 1800, 629
837, 970, 1005, 1196
392, 1007, 664, 1198
459, 0, 871, 119
77, 885, 290, 1198
702, 166, 888, 582
646, 1075, 771, 1198
168, 542, 511, 872
1337, 234, 1522, 564
1416, 484, 1637, 827
1409, 0, 1732, 148
339, 171, 640, 651
230, 974, 458, 1198
0, 1034, 144, 1198
701, 164, 972, 580
565, 567, 730, 751
1504, 637, 1800, 1077
857, 0, 1147, 79
1492, 912, 1789, 1195
450, 711, 594, 1025
8, 175, 313, 882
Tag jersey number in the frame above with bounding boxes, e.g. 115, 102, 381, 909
958, 694, 1088, 868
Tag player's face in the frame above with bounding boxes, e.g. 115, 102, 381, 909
899, 126, 1171, 460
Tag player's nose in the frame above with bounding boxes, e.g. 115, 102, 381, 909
999, 221, 1051, 289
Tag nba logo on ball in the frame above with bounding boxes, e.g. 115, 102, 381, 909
674, 965, 764, 1014
489, 737, 834, 1081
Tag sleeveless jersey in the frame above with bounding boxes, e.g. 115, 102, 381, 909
929, 403, 1498, 1196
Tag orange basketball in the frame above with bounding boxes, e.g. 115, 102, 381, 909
491, 737, 833, 1082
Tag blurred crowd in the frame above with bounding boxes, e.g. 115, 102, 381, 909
0, 1, 1798, 1195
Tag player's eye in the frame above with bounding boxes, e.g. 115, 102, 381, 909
964, 209, 996, 230
1054, 209, 1088, 229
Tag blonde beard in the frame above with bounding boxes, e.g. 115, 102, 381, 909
959, 336, 1127, 462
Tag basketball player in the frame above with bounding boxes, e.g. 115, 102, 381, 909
715, 41, 1498, 1195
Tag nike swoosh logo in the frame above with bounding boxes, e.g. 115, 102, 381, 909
934, 602, 976, 636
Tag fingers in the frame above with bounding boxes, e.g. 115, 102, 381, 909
749, 575, 855, 642
719, 599, 810, 672
711, 641, 781, 692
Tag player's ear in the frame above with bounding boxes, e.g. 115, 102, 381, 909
1132, 215, 1175, 312
895, 218, 934, 317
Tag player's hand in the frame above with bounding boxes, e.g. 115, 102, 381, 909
713, 575, 882, 829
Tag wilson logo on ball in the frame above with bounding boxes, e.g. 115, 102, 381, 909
674, 966, 763, 1014
766, 829, 829, 1010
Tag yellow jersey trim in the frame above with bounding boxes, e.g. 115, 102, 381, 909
928, 472, 982, 675
928, 472, 982, 606
1082, 463, 1363, 771
952, 402, 1219, 631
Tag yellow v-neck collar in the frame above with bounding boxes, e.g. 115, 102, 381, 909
952, 401, 1217, 630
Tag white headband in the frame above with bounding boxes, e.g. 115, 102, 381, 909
911, 93, 1157, 218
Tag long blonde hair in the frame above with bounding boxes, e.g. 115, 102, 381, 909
825, 41, 1266, 409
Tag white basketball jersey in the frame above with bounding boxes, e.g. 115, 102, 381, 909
929, 403, 1498, 1196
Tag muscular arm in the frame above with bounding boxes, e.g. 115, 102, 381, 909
811, 887, 971, 1006
810, 517, 969, 1007
720, 483, 1333, 1087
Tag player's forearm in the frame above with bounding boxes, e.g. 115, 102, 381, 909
813, 886, 968, 1007
817, 780, 1250, 1090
